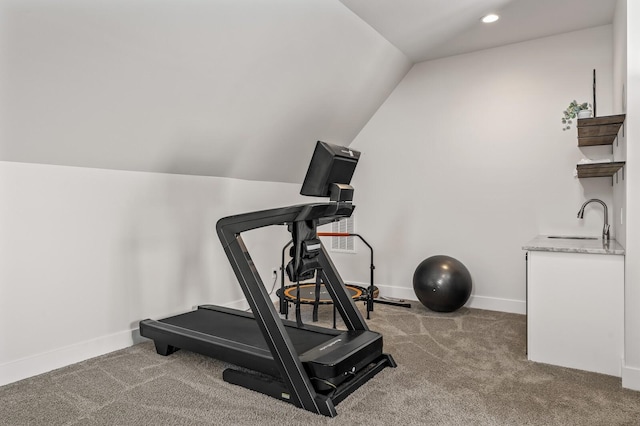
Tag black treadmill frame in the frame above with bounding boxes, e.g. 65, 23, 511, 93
216, 202, 381, 416
141, 201, 396, 417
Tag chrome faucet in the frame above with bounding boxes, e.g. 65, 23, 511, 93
577, 199, 610, 241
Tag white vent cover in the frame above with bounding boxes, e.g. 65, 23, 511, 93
331, 216, 355, 252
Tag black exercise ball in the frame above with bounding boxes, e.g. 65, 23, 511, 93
413, 255, 472, 312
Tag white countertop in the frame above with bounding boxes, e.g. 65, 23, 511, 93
523, 235, 625, 255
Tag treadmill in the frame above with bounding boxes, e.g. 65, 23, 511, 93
139, 141, 396, 417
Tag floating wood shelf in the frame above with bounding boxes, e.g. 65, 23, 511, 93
577, 114, 625, 146
576, 162, 625, 178
575, 114, 626, 182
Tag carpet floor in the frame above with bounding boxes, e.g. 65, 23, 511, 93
2, 302, 640, 425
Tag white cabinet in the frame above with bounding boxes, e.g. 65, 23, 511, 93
527, 250, 624, 376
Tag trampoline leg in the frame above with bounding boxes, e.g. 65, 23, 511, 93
333, 305, 337, 329
313, 274, 321, 322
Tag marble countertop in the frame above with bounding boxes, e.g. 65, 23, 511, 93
523, 235, 625, 255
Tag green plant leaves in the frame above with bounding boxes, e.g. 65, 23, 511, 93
561, 100, 591, 130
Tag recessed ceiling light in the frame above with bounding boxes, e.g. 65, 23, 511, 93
481, 14, 499, 23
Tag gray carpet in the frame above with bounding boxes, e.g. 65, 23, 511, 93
2, 303, 640, 425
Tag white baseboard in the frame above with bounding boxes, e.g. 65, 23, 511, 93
205, 297, 252, 311
467, 295, 526, 315
622, 362, 640, 391
371, 283, 416, 303
358, 282, 526, 315
0, 328, 143, 387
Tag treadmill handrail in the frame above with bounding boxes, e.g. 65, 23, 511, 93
216, 202, 354, 245
214, 200, 369, 415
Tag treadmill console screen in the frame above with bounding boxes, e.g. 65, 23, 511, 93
300, 141, 360, 197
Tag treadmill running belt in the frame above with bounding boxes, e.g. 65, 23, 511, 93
159, 307, 332, 355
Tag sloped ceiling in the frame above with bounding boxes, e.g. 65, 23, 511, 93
0, 0, 411, 183
0, 0, 617, 184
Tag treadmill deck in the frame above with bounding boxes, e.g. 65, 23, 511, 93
140, 304, 383, 384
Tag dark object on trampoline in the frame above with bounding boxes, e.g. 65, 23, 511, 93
412, 255, 472, 312
277, 276, 375, 328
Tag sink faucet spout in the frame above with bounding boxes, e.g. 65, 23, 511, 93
577, 199, 610, 241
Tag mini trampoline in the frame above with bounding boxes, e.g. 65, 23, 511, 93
277, 281, 377, 328
277, 282, 371, 304
278, 233, 410, 328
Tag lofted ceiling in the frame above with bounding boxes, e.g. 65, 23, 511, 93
339, 0, 617, 62
0, 0, 618, 184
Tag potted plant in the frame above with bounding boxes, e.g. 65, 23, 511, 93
562, 100, 592, 130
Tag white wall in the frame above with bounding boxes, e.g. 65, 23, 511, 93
621, 0, 640, 391
0, 161, 304, 385
612, 0, 627, 250
331, 26, 615, 314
